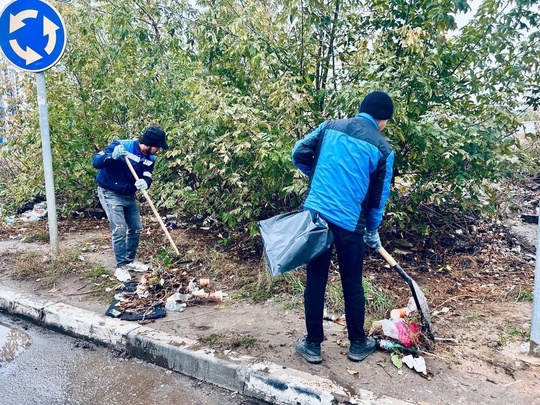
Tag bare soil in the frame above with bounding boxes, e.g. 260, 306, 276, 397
1, 202, 540, 404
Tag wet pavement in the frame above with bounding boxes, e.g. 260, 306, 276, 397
0, 319, 30, 362
0, 312, 267, 405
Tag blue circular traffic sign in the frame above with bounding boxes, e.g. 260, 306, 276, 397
0, 0, 67, 72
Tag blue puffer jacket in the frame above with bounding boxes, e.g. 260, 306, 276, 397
292, 113, 394, 234
92, 139, 156, 195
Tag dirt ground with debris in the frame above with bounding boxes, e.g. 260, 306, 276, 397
1, 193, 540, 404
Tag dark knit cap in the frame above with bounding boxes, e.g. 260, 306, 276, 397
359, 91, 394, 120
140, 126, 169, 150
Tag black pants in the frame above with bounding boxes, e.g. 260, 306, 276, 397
304, 222, 366, 344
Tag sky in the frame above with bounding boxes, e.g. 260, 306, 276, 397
1, 0, 482, 22
455, 0, 482, 29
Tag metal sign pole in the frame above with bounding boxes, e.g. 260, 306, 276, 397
1, 0, 67, 257
36, 72, 58, 256
530, 208, 540, 356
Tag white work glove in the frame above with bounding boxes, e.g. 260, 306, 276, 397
112, 144, 127, 160
364, 229, 382, 249
134, 179, 148, 191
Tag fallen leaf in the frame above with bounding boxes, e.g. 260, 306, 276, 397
391, 353, 403, 369
346, 367, 360, 377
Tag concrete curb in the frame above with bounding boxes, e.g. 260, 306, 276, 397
0, 289, 410, 405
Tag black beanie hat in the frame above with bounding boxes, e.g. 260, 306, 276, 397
359, 91, 394, 120
140, 126, 169, 150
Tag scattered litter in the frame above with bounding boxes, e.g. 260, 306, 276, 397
323, 308, 346, 325
346, 367, 360, 377
366, 295, 435, 379
105, 281, 166, 321
199, 278, 210, 287
19, 202, 47, 221
108, 308, 122, 317
113, 294, 125, 302
434, 337, 459, 344
208, 290, 228, 301
105, 269, 228, 322
192, 288, 208, 298
371, 319, 420, 347
403, 355, 428, 375
391, 353, 403, 369
165, 293, 188, 312
377, 339, 420, 356
390, 297, 417, 319
432, 307, 451, 317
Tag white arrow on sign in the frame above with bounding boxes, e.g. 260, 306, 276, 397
9, 9, 38, 33
9, 39, 42, 64
43, 16, 59, 55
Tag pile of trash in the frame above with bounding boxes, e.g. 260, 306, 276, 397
105, 266, 229, 322
368, 297, 431, 378
5, 202, 48, 224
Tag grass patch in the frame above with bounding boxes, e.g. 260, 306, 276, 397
83, 266, 110, 279
498, 325, 530, 344
234, 260, 283, 302
364, 280, 395, 320
463, 310, 485, 320
325, 279, 345, 314
12, 252, 43, 279
199, 333, 257, 350
234, 259, 394, 319
81, 265, 118, 300
324, 278, 394, 321
199, 333, 223, 346
283, 272, 305, 295
12, 248, 105, 289
516, 289, 533, 302
280, 272, 305, 309
22, 232, 49, 243
230, 335, 257, 349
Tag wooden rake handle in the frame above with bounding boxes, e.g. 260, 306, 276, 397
378, 246, 397, 267
124, 156, 180, 256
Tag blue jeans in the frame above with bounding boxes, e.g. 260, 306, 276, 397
304, 222, 366, 344
97, 186, 142, 267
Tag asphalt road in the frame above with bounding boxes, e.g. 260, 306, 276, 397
0, 312, 267, 405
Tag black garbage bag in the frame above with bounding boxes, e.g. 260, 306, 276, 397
258, 210, 334, 276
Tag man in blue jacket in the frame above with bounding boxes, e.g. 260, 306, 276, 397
92, 126, 169, 279
292, 91, 394, 364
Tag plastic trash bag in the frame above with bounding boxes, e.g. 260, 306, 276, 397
259, 210, 334, 276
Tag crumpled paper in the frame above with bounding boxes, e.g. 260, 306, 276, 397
403, 354, 427, 374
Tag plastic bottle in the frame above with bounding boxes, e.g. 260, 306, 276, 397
390, 297, 418, 319
390, 307, 408, 319
376, 339, 420, 356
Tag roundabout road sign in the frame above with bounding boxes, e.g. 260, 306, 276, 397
0, 0, 67, 72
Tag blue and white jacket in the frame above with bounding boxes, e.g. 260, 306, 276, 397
292, 113, 394, 234
92, 139, 155, 195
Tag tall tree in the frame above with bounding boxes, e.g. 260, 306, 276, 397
1, 0, 538, 236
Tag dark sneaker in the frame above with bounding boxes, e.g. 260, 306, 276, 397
295, 337, 322, 364
347, 337, 376, 362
